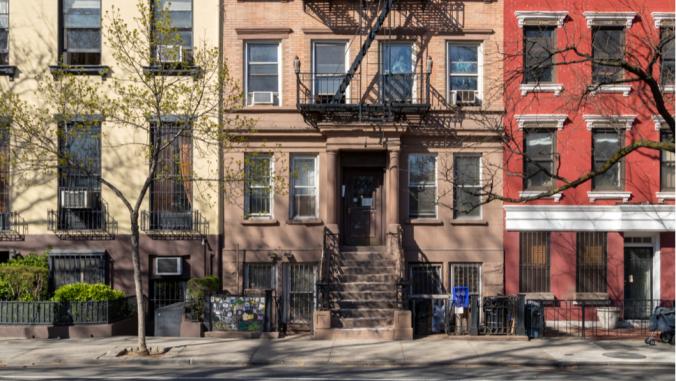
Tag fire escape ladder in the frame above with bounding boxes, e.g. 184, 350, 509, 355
330, 0, 395, 104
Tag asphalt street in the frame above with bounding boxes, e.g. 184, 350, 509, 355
0, 364, 673, 381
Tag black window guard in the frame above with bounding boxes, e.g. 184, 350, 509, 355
0, 212, 27, 241
140, 210, 208, 240
48, 251, 110, 291
142, 65, 202, 77
47, 202, 118, 240
48, 65, 111, 79
0, 65, 18, 80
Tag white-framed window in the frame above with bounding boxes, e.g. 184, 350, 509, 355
449, 263, 481, 296
447, 42, 482, 105
245, 41, 281, 106
453, 154, 481, 219
312, 40, 348, 103
592, 130, 623, 191
381, 41, 415, 103
0, 0, 8, 66
408, 154, 437, 219
290, 154, 318, 219
244, 153, 273, 218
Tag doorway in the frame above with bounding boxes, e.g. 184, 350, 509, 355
342, 167, 384, 246
624, 247, 653, 319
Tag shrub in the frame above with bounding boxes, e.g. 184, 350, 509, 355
5, 252, 49, 268
0, 264, 49, 301
186, 275, 219, 321
52, 283, 125, 302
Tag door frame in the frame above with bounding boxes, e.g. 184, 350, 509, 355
624, 233, 660, 301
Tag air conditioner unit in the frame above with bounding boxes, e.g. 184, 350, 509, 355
154, 257, 183, 276
60, 190, 95, 209
451, 90, 478, 106
250, 91, 275, 105
156, 45, 183, 64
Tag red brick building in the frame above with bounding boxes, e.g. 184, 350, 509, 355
503, 0, 675, 308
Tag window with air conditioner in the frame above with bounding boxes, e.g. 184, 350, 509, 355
448, 42, 481, 106
154, 256, 183, 276
61, 0, 102, 66
246, 42, 280, 106
153, 0, 193, 66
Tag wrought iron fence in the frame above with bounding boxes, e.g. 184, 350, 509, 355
0, 296, 136, 325
316, 227, 338, 311
47, 202, 117, 240
141, 210, 208, 239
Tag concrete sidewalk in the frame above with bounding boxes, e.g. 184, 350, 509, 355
0, 335, 673, 368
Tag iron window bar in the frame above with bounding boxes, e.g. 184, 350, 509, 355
47, 200, 118, 241
140, 209, 208, 240
0, 212, 26, 241
48, 251, 110, 290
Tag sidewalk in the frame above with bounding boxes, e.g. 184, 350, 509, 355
0, 335, 672, 368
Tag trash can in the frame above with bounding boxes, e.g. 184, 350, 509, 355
524, 300, 544, 339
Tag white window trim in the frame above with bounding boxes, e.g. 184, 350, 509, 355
587, 191, 632, 203
656, 192, 675, 203
583, 115, 636, 130
244, 41, 282, 107
311, 40, 350, 104
447, 41, 483, 105
290, 154, 319, 220
652, 12, 675, 29
589, 84, 632, 96
408, 153, 438, 219
244, 154, 274, 219
453, 153, 482, 220
519, 191, 562, 202
583, 12, 637, 29
515, 114, 567, 130
449, 262, 482, 297
652, 115, 669, 131
380, 41, 418, 103
515, 11, 568, 28
520, 83, 564, 96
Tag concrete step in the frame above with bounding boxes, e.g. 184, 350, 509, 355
333, 316, 394, 329
337, 273, 398, 283
334, 259, 396, 267
330, 291, 397, 300
330, 282, 394, 292
337, 266, 396, 275
334, 308, 394, 319
334, 300, 397, 309
338, 252, 392, 261
340, 246, 386, 254
313, 327, 396, 340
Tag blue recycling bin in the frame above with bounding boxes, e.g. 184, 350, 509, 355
452, 286, 470, 308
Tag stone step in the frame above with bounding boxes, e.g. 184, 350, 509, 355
338, 252, 392, 261
334, 300, 396, 309
337, 266, 396, 275
334, 308, 394, 319
333, 259, 396, 267
337, 273, 398, 283
330, 291, 397, 300
333, 316, 394, 329
330, 282, 394, 292
314, 327, 396, 340
340, 246, 386, 254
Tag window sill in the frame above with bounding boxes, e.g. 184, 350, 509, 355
286, 218, 323, 226
656, 191, 675, 203
406, 218, 443, 226
574, 292, 609, 303
0, 65, 18, 80
450, 219, 488, 226
664, 85, 675, 93
49, 65, 111, 78
241, 218, 279, 226
587, 191, 632, 202
520, 83, 563, 96
519, 191, 562, 202
588, 84, 632, 96
523, 292, 555, 301
142, 65, 202, 77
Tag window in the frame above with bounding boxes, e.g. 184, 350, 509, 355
408, 154, 436, 219
409, 263, 443, 296
57, 120, 102, 230
0, 0, 8, 65
244, 263, 275, 290
153, 0, 193, 65
381, 42, 414, 103
149, 121, 193, 230
0, 123, 8, 225
661, 27, 675, 86
245, 154, 273, 218
592, 27, 624, 84
246, 42, 280, 106
283, 263, 316, 324
524, 130, 555, 190
592, 130, 623, 191
523, 26, 555, 83
448, 43, 480, 104
48, 252, 109, 290
519, 232, 550, 293
61, 0, 101, 66
450, 263, 481, 296
662, 130, 675, 191
576, 232, 607, 293
290, 155, 318, 219
313, 41, 346, 103
453, 155, 481, 219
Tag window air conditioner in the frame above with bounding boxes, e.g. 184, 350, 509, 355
154, 256, 183, 276
60, 190, 95, 209
156, 45, 183, 64
251, 91, 275, 105
451, 90, 478, 106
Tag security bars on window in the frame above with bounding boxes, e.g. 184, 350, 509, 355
409, 263, 443, 296
244, 263, 275, 290
576, 232, 607, 293
520, 231, 550, 293
450, 263, 481, 296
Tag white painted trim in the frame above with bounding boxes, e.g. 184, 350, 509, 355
446, 41, 484, 105
407, 153, 438, 220
520, 83, 564, 96
289, 154, 320, 219
663, 85, 675, 94
652, 12, 675, 29
515, 114, 567, 130
582, 12, 636, 28
624, 232, 661, 301
515, 11, 568, 28
583, 114, 636, 130
244, 41, 282, 107
589, 84, 632, 96
587, 191, 631, 203
653, 115, 668, 131
656, 192, 675, 203
504, 204, 675, 232
519, 191, 562, 202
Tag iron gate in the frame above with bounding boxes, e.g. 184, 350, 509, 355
283, 263, 316, 328
149, 278, 186, 335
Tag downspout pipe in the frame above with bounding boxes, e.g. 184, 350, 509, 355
217, 0, 225, 290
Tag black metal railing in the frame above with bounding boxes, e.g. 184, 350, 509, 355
0, 296, 136, 325
0, 212, 27, 241
141, 210, 208, 240
316, 227, 338, 311
296, 72, 431, 122
48, 203, 117, 240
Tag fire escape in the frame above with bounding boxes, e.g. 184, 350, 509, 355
295, 0, 432, 124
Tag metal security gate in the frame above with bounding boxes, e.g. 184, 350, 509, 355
283, 263, 316, 329
149, 278, 186, 336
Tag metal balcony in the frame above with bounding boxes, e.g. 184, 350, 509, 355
141, 210, 208, 240
48, 203, 118, 241
296, 72, 431, 123
0, 212, 27, 241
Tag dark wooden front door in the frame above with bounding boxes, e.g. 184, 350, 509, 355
624, 247, 653, 319
343, 168, 383, 246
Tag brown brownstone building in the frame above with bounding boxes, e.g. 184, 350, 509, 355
222, 0, 505, 338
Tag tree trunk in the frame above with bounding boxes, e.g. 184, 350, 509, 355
130, 214, 148, 354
